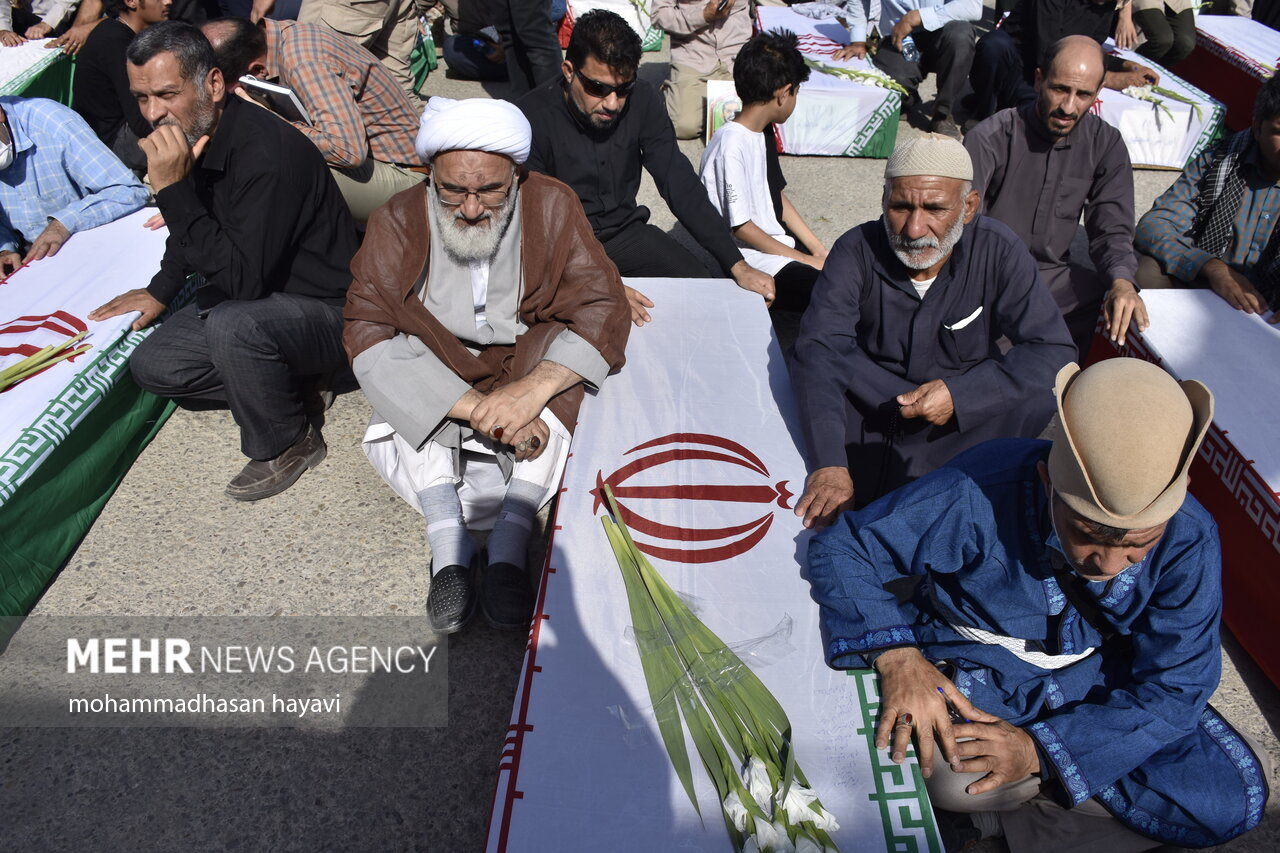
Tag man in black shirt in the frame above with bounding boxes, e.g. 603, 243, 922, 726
73, 0, 171, 175
91, 21, 359, 501
516, 9, 774, 325
968, 0, 1160, 124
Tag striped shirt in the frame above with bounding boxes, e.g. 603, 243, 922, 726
0, 96, 148, 253
1136, 137, 1280, 282
264, 19, 421, 169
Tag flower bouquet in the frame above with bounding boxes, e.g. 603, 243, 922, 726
600, 486, 840, 853
0, 329, 89, 392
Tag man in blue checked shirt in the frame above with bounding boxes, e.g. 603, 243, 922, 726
1136, 72, 1280, 323
0, 96, 149, 274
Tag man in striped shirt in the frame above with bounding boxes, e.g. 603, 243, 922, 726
202, 15, 425, 223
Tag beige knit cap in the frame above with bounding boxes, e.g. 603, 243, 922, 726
1047, 359, 1213, 530
884, 134, 973, 181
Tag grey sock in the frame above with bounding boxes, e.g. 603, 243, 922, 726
416, 483, 474, 572
486, 479, 543, 568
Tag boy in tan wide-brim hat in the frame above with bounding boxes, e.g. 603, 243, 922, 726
808, 358, 1272, 851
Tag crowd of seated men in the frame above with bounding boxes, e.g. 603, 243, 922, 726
2, 3, 1274, 849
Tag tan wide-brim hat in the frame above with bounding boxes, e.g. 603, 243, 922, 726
1047, 359, 1214, 530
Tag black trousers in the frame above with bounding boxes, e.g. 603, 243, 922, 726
1134, 8, 1196, 68
496, 0, 563, 97
873, 20, 977, 118
600, 221, 718, 278
772, 261, 820, 314
129, 294, 347, 460
969, 29, 1036, 123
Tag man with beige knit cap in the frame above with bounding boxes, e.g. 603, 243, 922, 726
808, 358, 1271, 852
792, 133, 1074, 519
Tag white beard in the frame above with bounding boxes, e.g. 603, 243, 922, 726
883, 211, 966, 271
433, 187, 519, 265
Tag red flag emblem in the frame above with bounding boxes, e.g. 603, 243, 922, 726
592, 433, 794, 564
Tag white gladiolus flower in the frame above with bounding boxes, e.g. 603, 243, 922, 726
795, 837, 823, 853
770, 822, 796, 853
754, 820, 782, 851
742, 757, 774, 811
806, 805, 839, 833
741, 840, 761, 853
776, 783, 840, 833
723, 790, 751, 833
775, 783, 818, 822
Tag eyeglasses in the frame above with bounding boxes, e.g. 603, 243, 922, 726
433, 174, 515, 208
574, 69, 636, 99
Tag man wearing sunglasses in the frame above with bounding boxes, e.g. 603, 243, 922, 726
517, 9, 775, 326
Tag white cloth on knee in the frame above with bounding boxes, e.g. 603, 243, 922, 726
362, 408, 570, 530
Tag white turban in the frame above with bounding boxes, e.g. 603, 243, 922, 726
415, 97, 532, 164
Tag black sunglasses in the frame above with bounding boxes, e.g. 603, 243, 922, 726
574, 69, 636, 99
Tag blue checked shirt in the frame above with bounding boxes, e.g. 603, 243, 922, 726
1136, 136, 1280, 282
0, 96, 148, 253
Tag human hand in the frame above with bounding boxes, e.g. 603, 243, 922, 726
23, 22, 52, 40
509, 417, 550, 462
89, 288, 167, 331
1114, 16, 1138, 50
23, 219, 71, 263
804, 249, 827, 271
890, 11, 920, 51
834, 42, 867, 61
730, 260, 775, 306
0, 250, 23, 275
47, 21, 95, 54
143, 212, 166, 231
794, 466, 854, 529
703, 0, 734, 23
897, 379, 954, 425
249, 0, 275, 23
470, 376, 550, 440
140, 125, 209, 193
1103, 280, 1149, 345
874, 648, 993, 778
625, 285, 655, 326
0, 30, 26, 47
1128, 61, 1159, 87
951, 718, 1040, 795
1205, 260, 1276, 319
1108, 61, 1159, 91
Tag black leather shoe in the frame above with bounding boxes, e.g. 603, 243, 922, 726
427, 559, 479, 634
225, 426, 326, 501
482, 562, 534, 630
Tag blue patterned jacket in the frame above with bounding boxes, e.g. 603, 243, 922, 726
809, 439, 1268, 846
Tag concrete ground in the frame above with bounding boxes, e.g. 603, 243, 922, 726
1, 43, 1276, 853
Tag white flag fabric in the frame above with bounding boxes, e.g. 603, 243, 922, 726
0, 210, 168, 505
486, 278, 939, 852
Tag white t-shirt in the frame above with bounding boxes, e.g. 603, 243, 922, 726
911, 275, 937, 300
699, 121, 796, 277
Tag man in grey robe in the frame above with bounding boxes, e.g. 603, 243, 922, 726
965, 36, 1148, 358
343, 97, 630, 633
792, 134, 1075, 525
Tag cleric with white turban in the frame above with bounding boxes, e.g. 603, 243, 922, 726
346, 94, 630, 638
414, 97, 533, 165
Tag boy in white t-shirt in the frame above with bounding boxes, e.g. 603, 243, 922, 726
699, 30, 828, 312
